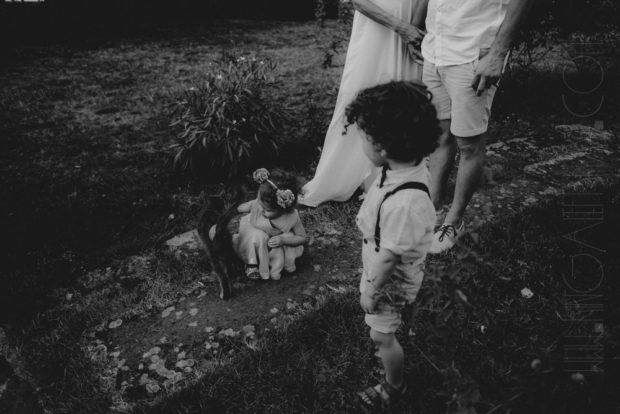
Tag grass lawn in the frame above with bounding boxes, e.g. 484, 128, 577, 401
1, 18, 619, 414
140, 193, 620, 414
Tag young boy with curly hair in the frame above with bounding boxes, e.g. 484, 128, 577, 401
346, 80, 440, 410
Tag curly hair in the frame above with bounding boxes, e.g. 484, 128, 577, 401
344, 81, 440, 164
257, 171, 298, 212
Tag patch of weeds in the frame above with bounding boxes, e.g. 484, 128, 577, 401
169, 53, 291, 178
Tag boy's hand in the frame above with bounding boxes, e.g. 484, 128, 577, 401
268, 236, 283, 248
360, 288, 378, 314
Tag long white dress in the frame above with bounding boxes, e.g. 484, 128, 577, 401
299, 0, 422, 207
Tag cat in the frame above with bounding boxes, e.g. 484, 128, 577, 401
196, 190, 244, 300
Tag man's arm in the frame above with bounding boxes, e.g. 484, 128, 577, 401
472, 0, 534, 96
351, 0, 425, 58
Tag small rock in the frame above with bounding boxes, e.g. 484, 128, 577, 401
143, 347, 161, 358
270, 308, 279, 314
146, 383, 161, 394
175, 311, 184, 319
188, 321, 198, 327
161, 306, 175, 318
175, 359, 195, 369
139, 374, 150, 385
219, 328, 236, 337
165, 229, 201, 251
521, 287, 534, 299
189, 308, 198, 316
108, 319, 123, 329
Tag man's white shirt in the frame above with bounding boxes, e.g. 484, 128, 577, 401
421, 0, 510, 66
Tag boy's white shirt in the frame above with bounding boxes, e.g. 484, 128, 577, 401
356, 163, 435, 292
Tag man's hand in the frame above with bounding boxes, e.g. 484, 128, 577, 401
407, 43, 423, 62
360, 288, 378, 314
471, 51, 506, 96
268, 235, 283, 248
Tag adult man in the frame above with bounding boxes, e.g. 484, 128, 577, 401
414, 0, 533, 253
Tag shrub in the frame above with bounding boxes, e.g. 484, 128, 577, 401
170, 55, 291, 179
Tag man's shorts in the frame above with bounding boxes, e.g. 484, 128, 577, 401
423, 57, 499, 138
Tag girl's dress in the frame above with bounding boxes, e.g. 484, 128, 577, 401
234, 199, 304, 280
299, 0, 422, 207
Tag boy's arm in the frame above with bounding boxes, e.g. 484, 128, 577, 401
473, 0, 534, 95
360, 248, 400, 314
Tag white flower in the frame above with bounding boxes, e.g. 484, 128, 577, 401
521, 287, 534, 299
276, 189, 295, 209
216, 74, 223, 80
253, 168, 270, 184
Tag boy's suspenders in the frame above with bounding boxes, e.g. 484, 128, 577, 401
373, 182, 431, 252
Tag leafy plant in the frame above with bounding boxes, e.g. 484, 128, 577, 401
170, 54, 291, 178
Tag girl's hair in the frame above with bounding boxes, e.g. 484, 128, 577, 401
257, 171, 298, 212
344, 80, 441, 164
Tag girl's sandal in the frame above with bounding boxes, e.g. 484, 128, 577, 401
357, 378, 406, 413
245, 265, 261, 280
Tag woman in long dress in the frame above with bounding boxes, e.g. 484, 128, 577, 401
299, 0, 426, 207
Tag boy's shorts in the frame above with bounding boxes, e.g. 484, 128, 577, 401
361, 242, 424, 334
365, 308, 406, 335
422, 58, 498, 138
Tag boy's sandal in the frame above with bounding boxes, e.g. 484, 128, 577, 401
245, 265, 261, 280
357, 378, 406, 413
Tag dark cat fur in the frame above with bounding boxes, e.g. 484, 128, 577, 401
196, 191, 244, 300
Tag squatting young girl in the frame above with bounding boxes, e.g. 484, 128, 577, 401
234, 168, 307, 281
348, 80, 441, 411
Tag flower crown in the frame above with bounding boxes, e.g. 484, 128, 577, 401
253, 168, 295, 209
